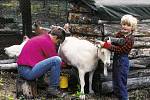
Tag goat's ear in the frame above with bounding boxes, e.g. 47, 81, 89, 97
95, 40, 103, 48
107, 37, 111, 43
96, 44, 101, 48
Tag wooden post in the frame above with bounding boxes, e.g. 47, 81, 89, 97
19, 0, 33, 38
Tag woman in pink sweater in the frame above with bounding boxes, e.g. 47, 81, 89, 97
17, 27, 67, 98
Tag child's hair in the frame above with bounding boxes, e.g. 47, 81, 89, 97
49, 26, 66, 43
121, 14, 138, 31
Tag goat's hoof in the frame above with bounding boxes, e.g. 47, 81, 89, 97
79, 94, 86, 100
89, 93, 96, 97
89, 90, 94, 94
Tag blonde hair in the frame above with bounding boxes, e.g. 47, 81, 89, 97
121, 14, 138, 31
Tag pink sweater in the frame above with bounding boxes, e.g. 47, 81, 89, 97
17, 34, 58, 67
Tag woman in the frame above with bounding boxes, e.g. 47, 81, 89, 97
17, 26, 67, 98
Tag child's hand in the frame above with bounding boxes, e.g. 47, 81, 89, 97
103, 41, 111, 49
95, 38, 111, 49
103, 37, 111, 48
95, 40, 104, 48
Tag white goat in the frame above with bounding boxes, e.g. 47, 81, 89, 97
4, 23, 69, 58
4, 36, 29, 58
58, 37, 111, 99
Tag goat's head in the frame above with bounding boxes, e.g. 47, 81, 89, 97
98, 48, 111, 66
96, 40, 111, 76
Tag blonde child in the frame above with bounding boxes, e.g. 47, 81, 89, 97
101, 14, 138, 100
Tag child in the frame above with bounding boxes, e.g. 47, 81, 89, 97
100, 14, 138, 100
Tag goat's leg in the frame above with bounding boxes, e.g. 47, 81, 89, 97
78, 70, 86, 99
104, 64, 108, 76
89, 71, 94, 94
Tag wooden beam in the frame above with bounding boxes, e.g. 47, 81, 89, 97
19, 0, 32, 37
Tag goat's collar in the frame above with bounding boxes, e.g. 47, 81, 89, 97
96, 46, 102, 59
97, 48, 99, 57
94, 41, 102, 58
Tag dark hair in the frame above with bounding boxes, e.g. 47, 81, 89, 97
49, 27, 66, 43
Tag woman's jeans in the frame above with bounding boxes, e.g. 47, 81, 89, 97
17, 56, 62, 89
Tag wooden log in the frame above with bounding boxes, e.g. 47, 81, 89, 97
107, 57, 149, 70
0, 59, 16, 64
133, 32, 150, 37
129, 48, 150, 58
0, 63, 17, 70
130, 63, 146, 68
129, 69, 150, 77
134, 37, 150, 42
16, 76, 37, 99
0, 30, 19, 34
102, 69, 150, 82
6, 57, 147, 71
101, 76, 150, 94
130, 57, 150, 68
133, 41, 150, 48
108, 57, 150, 69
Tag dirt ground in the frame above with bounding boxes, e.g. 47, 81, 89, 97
0, 71, 150, 100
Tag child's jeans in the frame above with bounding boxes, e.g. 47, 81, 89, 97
17, 56, 62, 88
112, 54, 129, 100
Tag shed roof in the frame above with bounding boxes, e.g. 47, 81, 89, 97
80, 0, 150, 21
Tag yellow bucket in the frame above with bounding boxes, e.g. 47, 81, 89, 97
59, 75, 68, 89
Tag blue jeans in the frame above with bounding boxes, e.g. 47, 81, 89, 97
17, 56, 62, 88
113, 54, 129, 100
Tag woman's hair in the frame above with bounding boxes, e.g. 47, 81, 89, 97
121, 14, 138, 31
49, 26, 66, 43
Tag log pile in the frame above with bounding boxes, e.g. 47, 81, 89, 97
0, 30, 150, 94
0, 22, 150, 95
0, 59, 17, 70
